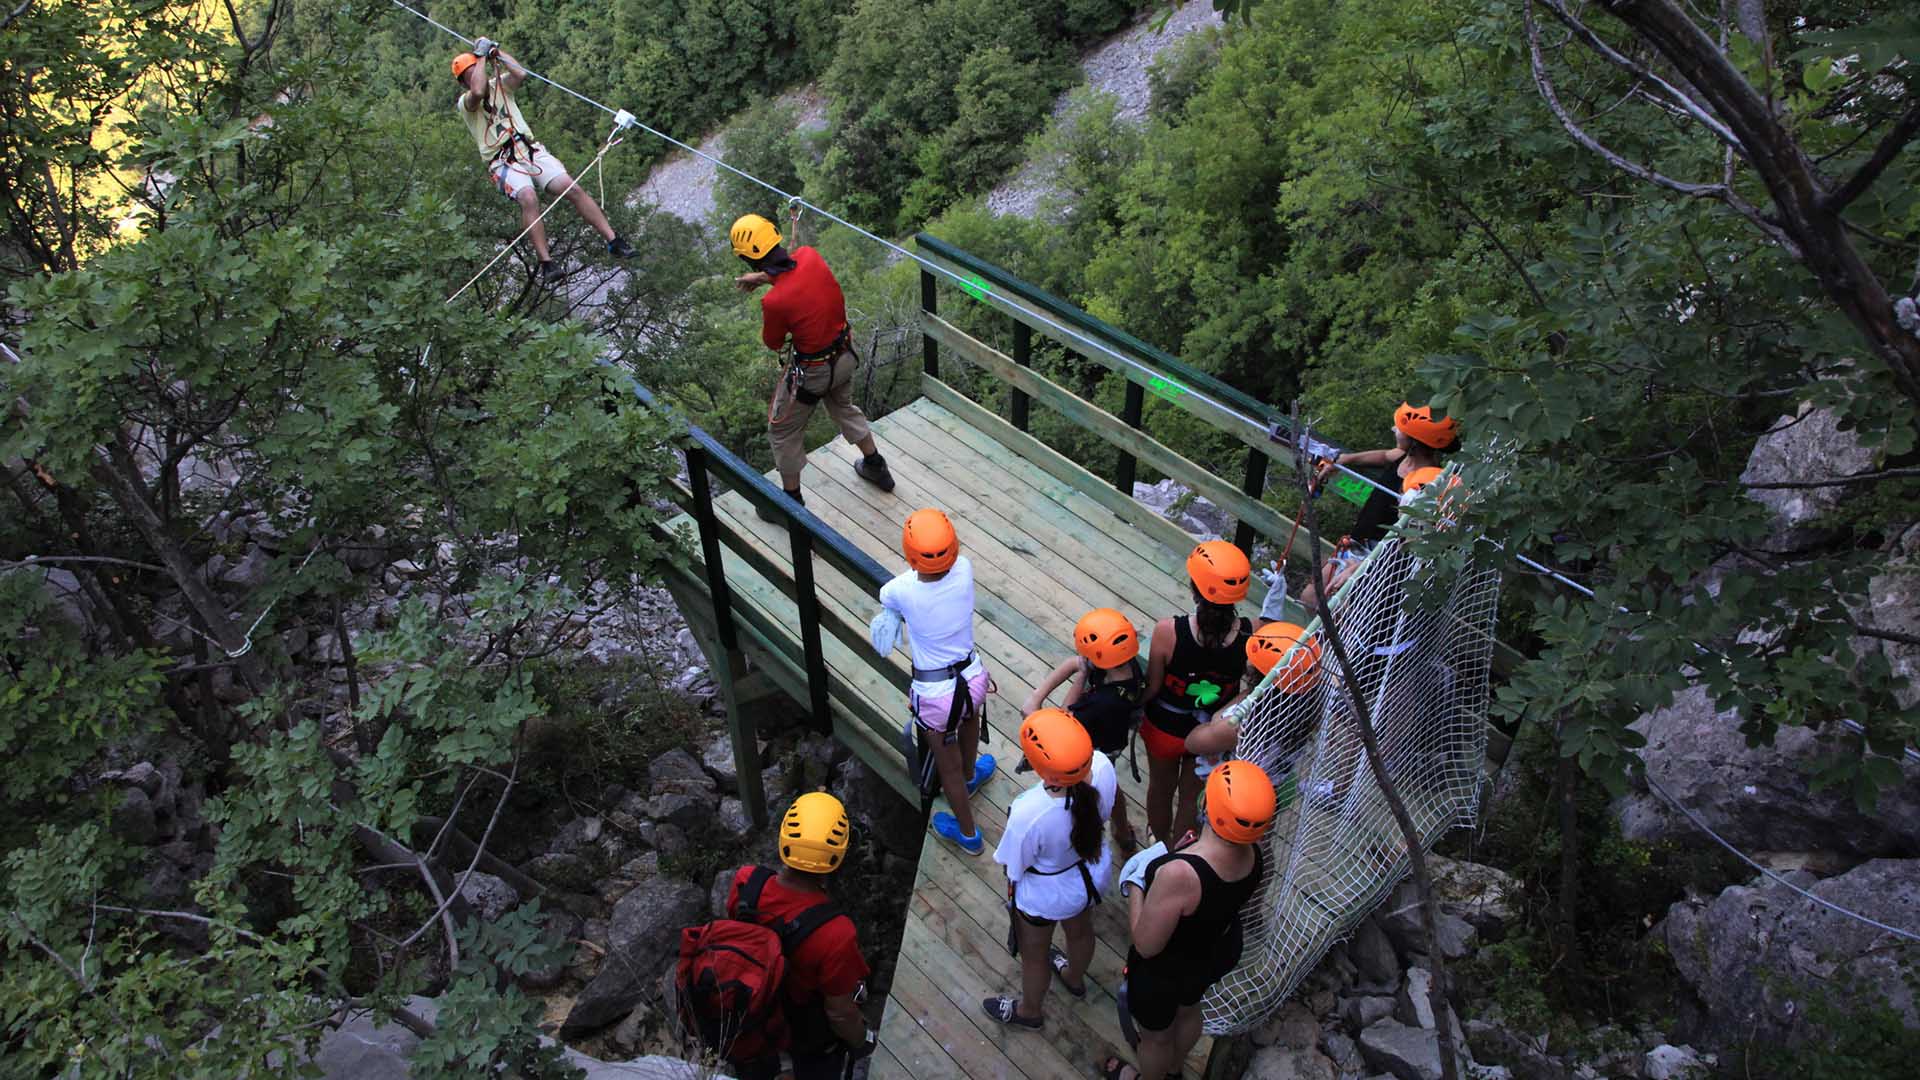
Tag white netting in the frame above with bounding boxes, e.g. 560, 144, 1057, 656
1201, 535, 1503, 1034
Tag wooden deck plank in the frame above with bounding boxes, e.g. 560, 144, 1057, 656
877, 989, 964, 1080
890, 946, 1043, 1080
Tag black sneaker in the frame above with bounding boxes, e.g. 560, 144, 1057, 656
537, 260, 566, 284
854, 454, 896, 493
607, 235, 636, 259
756, 489, 802, 524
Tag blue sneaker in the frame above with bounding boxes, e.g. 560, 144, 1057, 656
966, 753, 997, 797
933, 811, 984, 856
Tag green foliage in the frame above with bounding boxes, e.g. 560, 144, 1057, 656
1766, 978, 1920, 1080
717, 99, 812, 218
410, 908, 582, 1078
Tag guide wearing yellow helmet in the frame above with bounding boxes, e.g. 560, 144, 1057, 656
1024, 608, 1149, 852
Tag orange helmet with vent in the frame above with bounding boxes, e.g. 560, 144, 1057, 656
1019, 708, 1093, 787
451, 52, 480, 82
902, 508, 959, 574
1074, 608, 1139, 669
1187, 541, 1251, 604
1246, 621, 1320, 693
1206, 761, 1277, 844
1393, 403, 1460, 449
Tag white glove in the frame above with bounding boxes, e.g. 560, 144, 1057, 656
472, 37, 497, 57
868, 608, 902, 655
1257, 563, 1289, 623
1193, 754, 1220, 780
1119, 841, 1167, 897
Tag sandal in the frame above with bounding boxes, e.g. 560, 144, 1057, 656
1100, 1057, 1138, 1080
980, 994, 1043, 1029
1048, 945, 1087, 998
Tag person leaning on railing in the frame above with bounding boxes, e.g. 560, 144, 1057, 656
1299, 402, 1461, 610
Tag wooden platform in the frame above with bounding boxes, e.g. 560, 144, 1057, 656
695, 396, 1214, 1079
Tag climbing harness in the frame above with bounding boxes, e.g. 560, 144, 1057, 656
446, 124, 625, 305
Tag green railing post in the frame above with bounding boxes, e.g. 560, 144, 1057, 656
1237, 447, 1268, 555
1010, 322, 1032, 432
921, 269, 939, 379
686, 446, 766, 825
1116, 380, 1144, 494
787, 520, 833, 736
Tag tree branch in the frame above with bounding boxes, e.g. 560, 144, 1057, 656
93, 905, 266, 944
0, 0, 33, 33
1823, 102, 1920, 213
1537, 0, 1741, 148
1736, 465, 1920, 490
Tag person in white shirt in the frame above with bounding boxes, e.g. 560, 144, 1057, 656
878, 508, 996, 854
982, 708, 1115, 1030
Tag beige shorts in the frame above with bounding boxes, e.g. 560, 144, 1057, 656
489, 144, 569, 200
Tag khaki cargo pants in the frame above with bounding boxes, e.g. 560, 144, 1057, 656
770, 349, 871, 490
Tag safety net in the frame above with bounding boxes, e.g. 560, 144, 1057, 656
1201, 535, 1503, 1033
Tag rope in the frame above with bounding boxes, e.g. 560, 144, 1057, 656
1643, 774, 1920, 943
445, 127, 623, 305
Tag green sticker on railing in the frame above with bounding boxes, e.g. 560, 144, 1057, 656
1146, 375, 1188, 401
959, 273, 990, 302
1327, 473, 1371, 506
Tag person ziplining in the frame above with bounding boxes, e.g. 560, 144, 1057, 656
453, 38, 635, 285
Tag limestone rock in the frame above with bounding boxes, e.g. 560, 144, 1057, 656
1350, 917, 1400, 988
717, 797, 754, 841
562, 878, 706, 1034
1644, 1044, 1714, 1080
702, 733, 761, 794
1424, 856, 1521, 935
645, 792, 711, 833
1133, 478, 1232, 539
1660, 858, 1920, 1050
113, 788, 159, 845
1358, 1019, 1463, 1080
1464, 1020, 1566, 1080
218, 546, 274, 591
1613, 684, 1920, 857
835, 755, 922, 855
456, 872, 519, 921
1252, 1001, 1320, 1049
1379, 883, 1477, 963
1246, 1044, 1339, 1080
1340, 994, 1396, 1032
1739, 402, 1876, 551
1394, 968, 1437, 1031
710, 868, 736, 918
649, 748, 716, 798
525, 852, 596, 892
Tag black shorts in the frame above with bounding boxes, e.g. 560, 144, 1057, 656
1125, 965, 1209, 1033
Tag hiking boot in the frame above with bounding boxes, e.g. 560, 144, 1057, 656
607, 234, 636, 259
854, 453, 895, 493
755, 488, 802, 524
966, 753, 996, 797
537, 260, 566, 285
932, 811, 983, 856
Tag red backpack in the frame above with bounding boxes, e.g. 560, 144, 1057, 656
674, 866, 845, 1064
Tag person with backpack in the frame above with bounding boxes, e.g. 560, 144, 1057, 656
1022, 607, 1147, 853
677, 792, 876, 1079
1299, 402, 1461, 610
450, 40, 636, 285
981, 709, 1117, 1030
1140, 541, 1254, 846
1103, 761, 1279, 1080
730, 213, 895, 521
875, 507, 996, 854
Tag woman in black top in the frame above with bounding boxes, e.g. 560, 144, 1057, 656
1104, 761, 1278, 1080
1300, 402, 1461, 611
1142, 542, 1253, 845
1025, 608, 1149, 852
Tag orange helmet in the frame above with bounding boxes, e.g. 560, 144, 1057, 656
902, 508, 959, 574
1074, 608, 1139, 668
1246, 621, 1320, 693
1019, 709, 1093, 787
1187, 541, 1251, 604
1402, 466, 1445, 494
451, 52, 480, 82
1206, 761, 1277, 844
1393, 403, 1460, 449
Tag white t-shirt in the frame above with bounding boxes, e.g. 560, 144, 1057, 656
993, 751, 1118, 920
879, 555, 984, 695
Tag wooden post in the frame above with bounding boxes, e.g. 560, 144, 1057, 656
788, 520, 833, 735
1237, 447, 1268, 554
1116, 379, 1144, 495
686, 448, 766, 825
1010, 322, 1032, 432
921, 269, 939, 379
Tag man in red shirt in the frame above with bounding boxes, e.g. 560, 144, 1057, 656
726, 792, 877, 1080
731, 214, 894, 520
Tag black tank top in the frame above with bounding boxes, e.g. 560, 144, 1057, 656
1146, 615, 1251, 737
1069, 658, 1145, 753
1348, 463, 1402, 545
1127, 844, 1267, 988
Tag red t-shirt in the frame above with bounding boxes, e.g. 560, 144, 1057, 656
759, 246, 848, 355
727, 866, 868, 1005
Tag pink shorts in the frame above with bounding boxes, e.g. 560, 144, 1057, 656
911, 669, 991, 735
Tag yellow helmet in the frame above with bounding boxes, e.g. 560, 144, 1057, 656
778, 792, 850, 873
730, 213, 783, 260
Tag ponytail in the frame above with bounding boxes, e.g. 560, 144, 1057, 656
1194, 597, 1238, 648
1065, 782, 1103, 863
